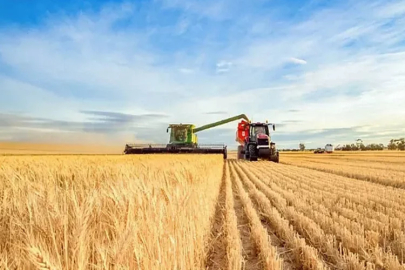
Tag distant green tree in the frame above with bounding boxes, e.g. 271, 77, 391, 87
356, 139, 363, 150
388, 139, 397, 150
388, 138, 405, 150
350, 144, 358, 151
299, 143, 305, 151
342, 144, 351, 151
397, 138, 405, 151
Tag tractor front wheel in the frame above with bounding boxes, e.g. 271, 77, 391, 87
270, 152, 279, 163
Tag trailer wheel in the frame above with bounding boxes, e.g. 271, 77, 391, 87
237, 145, 244, 159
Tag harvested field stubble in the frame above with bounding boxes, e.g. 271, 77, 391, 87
281, 151, 405, 188
1, 151, 405, 270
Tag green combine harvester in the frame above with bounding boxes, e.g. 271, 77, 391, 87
123, 114, 250, 159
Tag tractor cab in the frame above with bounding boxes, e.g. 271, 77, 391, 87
250, 125, 268, 137
248, 122, 275, 142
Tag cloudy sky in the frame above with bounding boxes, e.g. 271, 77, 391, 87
1, 0, 405, 149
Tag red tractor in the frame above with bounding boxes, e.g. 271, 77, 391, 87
236, 120, 279, 162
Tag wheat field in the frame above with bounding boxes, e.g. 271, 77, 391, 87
1, 150, 405, 269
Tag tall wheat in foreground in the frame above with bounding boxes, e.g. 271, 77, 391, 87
0, 155, 223, 269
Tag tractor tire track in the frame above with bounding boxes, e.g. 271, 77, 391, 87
206, 164, 228, 270
231, 176, 263, 270
223, 161, 243, 269
229, 161, 282, 270
242, 161, 405, 269
231, 160, 331, 270
229, 161, 296, 270
280, 160, 405, 190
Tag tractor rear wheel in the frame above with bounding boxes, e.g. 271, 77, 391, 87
248, 144, 257, 161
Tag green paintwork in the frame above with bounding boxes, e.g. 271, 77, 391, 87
167, 124, 197, 145
193, 114, 250, 133
166, 114, 250, 145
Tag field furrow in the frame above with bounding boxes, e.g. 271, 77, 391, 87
253, 162, 405, 219
234, 161, 367, 269
246, 162, 405, 264
224, 162, 243, 269
259, 164, 405, 264
230, 161, 331, 270
284, 154, 405, 164
250, 163, 404, 231
281, 159, 405, 189
245, 163, 404, 268
229, 162, 296, 269
287, 158, 405, 173
229, 161, 282, 270
206, 164, 228, 270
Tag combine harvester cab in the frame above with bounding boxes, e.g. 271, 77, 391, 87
236, 119, 279, 162
123, 114, 252, 159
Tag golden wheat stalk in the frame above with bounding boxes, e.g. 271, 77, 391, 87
28, 247, 56, 270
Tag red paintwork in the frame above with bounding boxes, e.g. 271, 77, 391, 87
236, 120, 270, 146
236, 119, 250, 145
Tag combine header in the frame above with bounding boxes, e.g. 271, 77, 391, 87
124, 114, 250, 159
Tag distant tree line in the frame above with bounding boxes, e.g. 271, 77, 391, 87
279, 138, 405, 151
335, 143, 385, 151
387, 138, 405, 150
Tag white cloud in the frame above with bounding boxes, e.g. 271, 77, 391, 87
289, 57, 307, 65
216, 60, 233, 73
283, 74, 300, 81
179, 68, 194, 74
216, 60, 233, 67
215, 68, 229, 73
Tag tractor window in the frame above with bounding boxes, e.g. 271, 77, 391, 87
251, 126, 266, 137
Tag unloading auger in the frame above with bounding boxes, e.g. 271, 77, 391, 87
123, 114, 250, 159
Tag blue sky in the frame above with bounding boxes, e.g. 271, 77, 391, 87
1, 0, 405, 149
